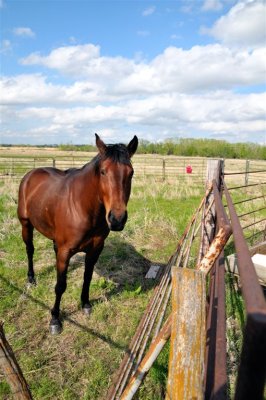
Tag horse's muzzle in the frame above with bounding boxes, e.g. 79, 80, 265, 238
108, 210, 128, 231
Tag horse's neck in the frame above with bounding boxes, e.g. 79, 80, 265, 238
75, 163, 103, 213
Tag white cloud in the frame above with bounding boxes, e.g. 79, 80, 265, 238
18, 43, 266, 96
0, 39, 12, 53
118, 45, 266, 94
0, 75, 65, 104
2, 90, 265, 144
202, 0, 266, 47
13, 27, 35, 38
142, 6, 156, 16
20, 44, 137, 82
202, 0, 223, 11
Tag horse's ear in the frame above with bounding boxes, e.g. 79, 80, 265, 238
95, 133, 107, 155
127, 135, 138, 158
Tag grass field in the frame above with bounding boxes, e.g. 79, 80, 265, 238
0, 150, 265, 399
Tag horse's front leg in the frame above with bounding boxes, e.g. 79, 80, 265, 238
50, 248, 70, 334
81, 243, 104, 315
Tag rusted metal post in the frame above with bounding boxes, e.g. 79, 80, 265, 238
223, 180, 266, 400
166, 267, 206, 400
197, 225, 231, 275
0, 323, 32, 400
197, 180, 231, 275
205, 252, 228, 400
120, 315, 172, 400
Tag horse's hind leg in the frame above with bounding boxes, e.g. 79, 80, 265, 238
21, 219, 35, 285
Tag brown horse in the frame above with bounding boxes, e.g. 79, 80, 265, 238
17, 134, 138, 334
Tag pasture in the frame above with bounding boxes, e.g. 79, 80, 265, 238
0, 148, 265, 399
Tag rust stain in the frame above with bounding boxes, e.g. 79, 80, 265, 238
166, 268, 205, 400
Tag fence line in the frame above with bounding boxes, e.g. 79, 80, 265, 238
1, 156, 265, 185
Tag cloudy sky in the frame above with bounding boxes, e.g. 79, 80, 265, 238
1, 0, 266, 145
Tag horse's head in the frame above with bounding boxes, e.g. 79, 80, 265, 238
95, 133, 138, 231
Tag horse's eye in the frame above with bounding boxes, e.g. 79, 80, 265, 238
100, 169, 106, 176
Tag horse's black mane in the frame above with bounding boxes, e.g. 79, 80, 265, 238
93, 143, 131, 166
104, 143, 131, 164
88, 143, 131, 175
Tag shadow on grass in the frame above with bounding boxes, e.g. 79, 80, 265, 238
1, 236, 164, 350
0, 274, 127, 351
36, 235, 161, 296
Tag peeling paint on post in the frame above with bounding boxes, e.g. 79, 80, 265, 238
197, 225, 231, 275
166, 268, 206, 400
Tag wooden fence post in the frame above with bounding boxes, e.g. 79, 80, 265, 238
245, 159, 250, 186
166, 267, 206, 400
0, 323, 32, 400
198, 159, 224, 262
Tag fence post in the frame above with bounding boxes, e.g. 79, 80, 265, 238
245, 160, 250, 186
198, 159, 224, 261
166, 268, 206, 400
0, 323, 32, 399
52, 158, 56, 168
162, 159, 166, 181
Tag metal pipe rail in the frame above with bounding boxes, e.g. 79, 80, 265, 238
224, 170, 266, 175
224, 195, 265, 206
227, 182, 266, 191
223, 179, 266, 400
204, 178, 230, 399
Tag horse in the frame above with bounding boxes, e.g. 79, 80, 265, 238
17, 134, 138, 334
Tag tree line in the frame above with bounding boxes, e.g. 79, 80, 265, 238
58, 138, 265, 160
2, 138, 265, 160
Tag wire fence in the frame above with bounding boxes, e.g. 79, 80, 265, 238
223, 166, 266, 248
0, 155, 265, 187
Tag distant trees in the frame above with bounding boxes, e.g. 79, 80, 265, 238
136, 138, 266, 160
5, 138, 264, 160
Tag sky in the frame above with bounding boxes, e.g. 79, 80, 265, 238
1, 0, 266, 146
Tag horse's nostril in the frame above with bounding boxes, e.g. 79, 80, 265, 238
108, 210, 127, 231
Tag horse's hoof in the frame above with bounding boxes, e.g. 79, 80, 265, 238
49, 320, 62, 335
83, 304, 92, 316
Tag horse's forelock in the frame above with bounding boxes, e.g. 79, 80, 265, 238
105, 144, 131, 164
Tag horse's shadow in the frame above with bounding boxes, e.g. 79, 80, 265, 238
1, 236, 163, 348
69, 234, 162, 300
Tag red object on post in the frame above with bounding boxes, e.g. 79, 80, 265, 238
186, 165, 192, 174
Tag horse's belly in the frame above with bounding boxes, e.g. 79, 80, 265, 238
29, 205, 55, 240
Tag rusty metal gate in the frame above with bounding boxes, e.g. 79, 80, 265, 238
107, 159, 266, 399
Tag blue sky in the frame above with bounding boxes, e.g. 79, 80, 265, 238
1, 0, 266, 145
